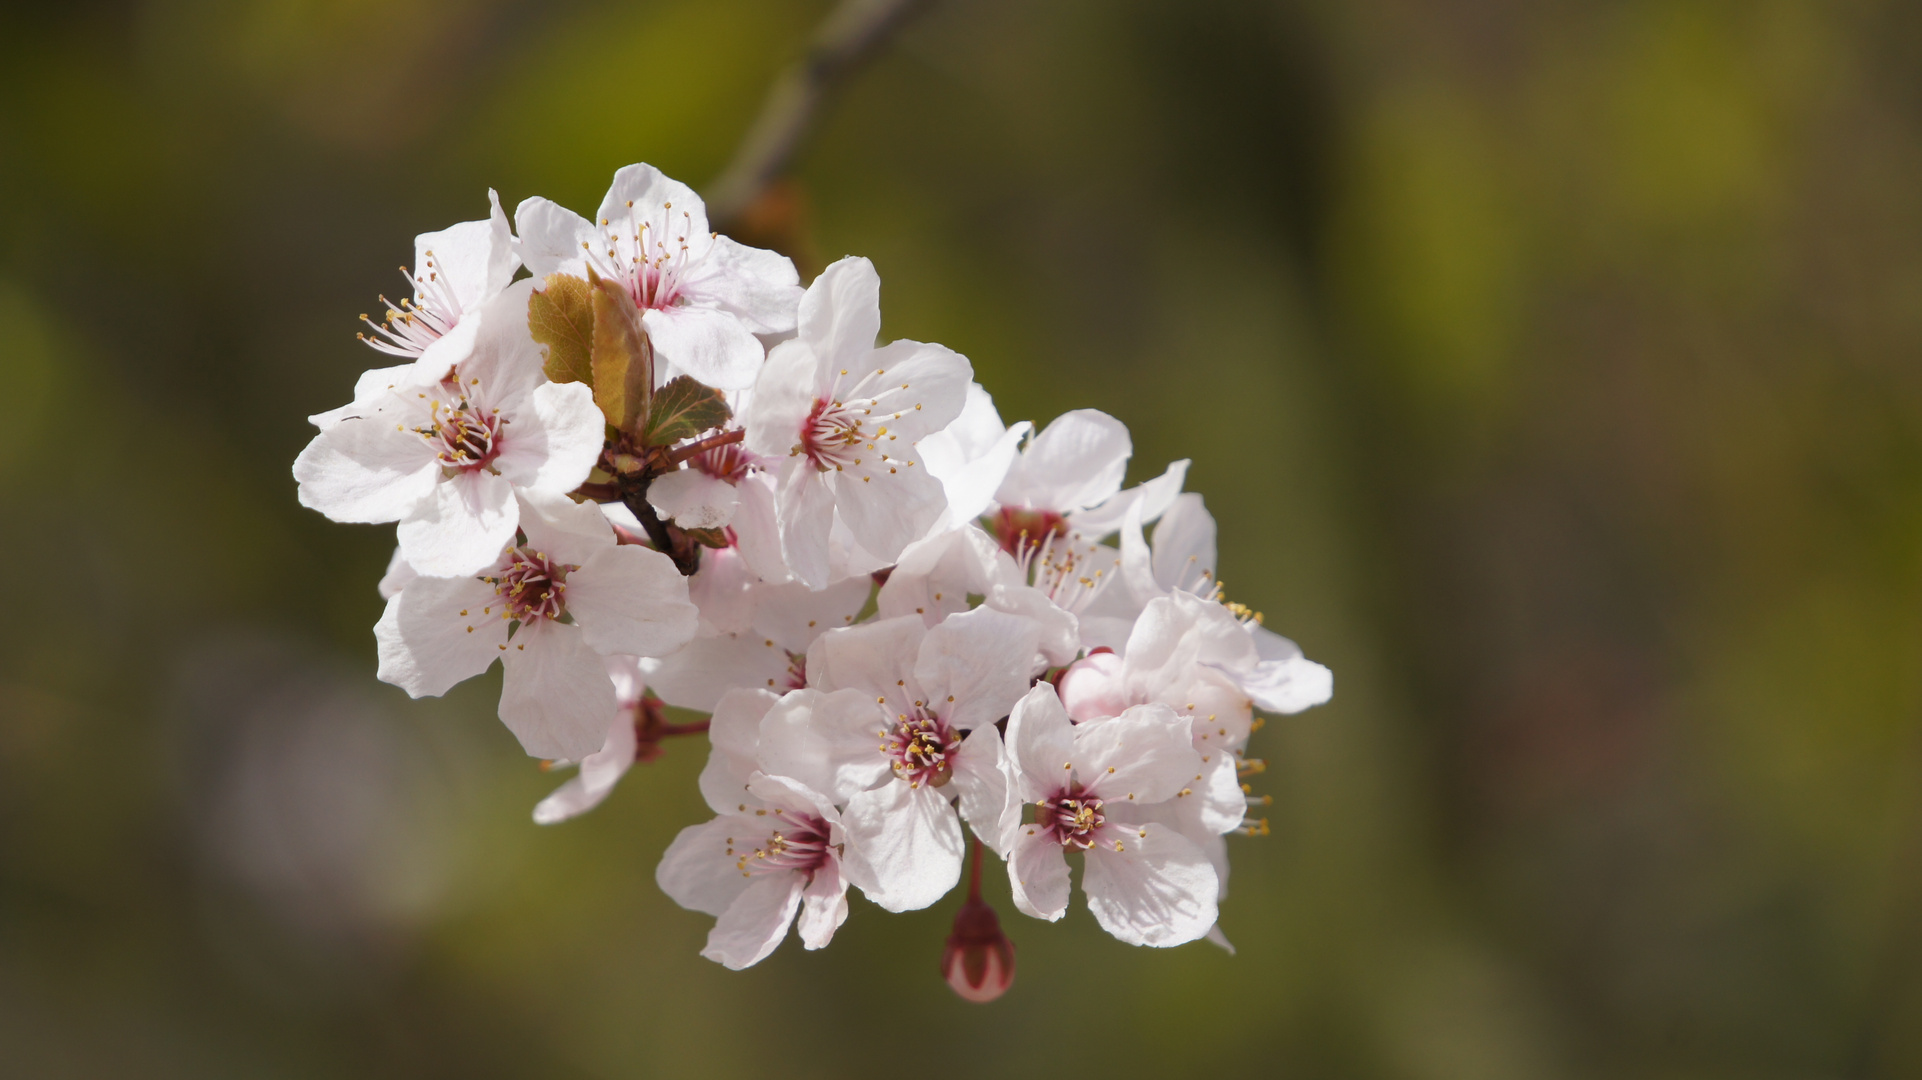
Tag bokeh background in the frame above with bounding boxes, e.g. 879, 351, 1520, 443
3, 0, 1920, 1076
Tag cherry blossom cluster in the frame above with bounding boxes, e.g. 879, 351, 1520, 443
294, 164, 1331, 999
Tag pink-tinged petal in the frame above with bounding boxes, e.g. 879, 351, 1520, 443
730, 475, 789, 583
1004, 684, 1076, 802
795, 862, 850, 950
851, 339, 973, 443
834, 457, 948, 565
1068, 458, 1192, 541
396, 471, 518, 578
1204, 922, 1236, 954
744, 772, 845, 830
494, 380, 603, 493
1006, 829, 1071, 922
1189, 748, 1249, 837
698, 689, 780, 815
1074, 703, 1199, 805
798, 256, 881, 379
1057, 651, 1131, 722
756, 688, 891, 803
742, 338, 820, 458
924, 414, 1031, 532
749, 575, 871, 653
689, 235, 802, 333
985, 583, 1081, 669
514, 488, 616, 568
374, 575, 505, 697
1081, 823, 1218, 947
776, 464, 836, 590
411, 196, 515, 320
840, 780, 963, 913
308, 363, 421, 430
876, 525, 1005, 626
641, 306, 764, 391
498, 621, 618, 760
1238, 625, 1333, 714
952, 724, 1018, 856
804, 616, 926, 702
293, 416, 438, 524
376, 546, 417, 601
1179, 667, 1256, 754
656, 815, 757, 916
1150, 492, 1217, 593
997, 408, 1130, 513
643, 634, 791, 711
446, 280, 543, 406
532, 710, 638, 824
513, 196, 594, 279
646, 468, 740, 529
914, 607, 1041, 729
569, 546, 699, 658
598, 164, 712, 246
704, 874, 804, 970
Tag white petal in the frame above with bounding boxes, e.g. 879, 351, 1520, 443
730, 474, 790, 583
1006, 829, 1071, 922
804, 616, 926, 701
876, 525, 1005, 626
568, 546, 699, 658
775, 465, 836, 589
642, 633, 791, 711
532, 710, 638, 824
513, 487, 617, 568
376, 545, 417, 600
704, 873, 804, 970
797, 256, 881, 376
951, 724, 1018, 856
641, 306, 765, 391
748, 575, 872, 653
493, 380, 603, 494
839, 780, 963, 912
498, 621, 619, 760
691, 235, 802, 333
293, 415, 437, 524
741, 338, 820, 458
396, 470, 518, 578
755, 688, 891, 803
698, 689, 780, 815
997, 408, 1130, 513
1069, 458, 1191, 541
834, 456, 948, 565
913, 606, 1041, 729
1150, 491, 1217, 594
1003, 684, 1076, 802
795, 862, 850, 950
985, 583, 1082, 669
656, 815, 756, 916
513, 196, 594, 280
1057, 651, 1130, 722
647, 468, 741, 529
1082, 823, 1218, 947
847, 339, 973, 443
1074, 703, 1200, 805
374, 575, 504, 697
1238, 626, 1334, 714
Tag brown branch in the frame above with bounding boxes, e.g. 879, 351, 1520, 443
704, 0, 938, 227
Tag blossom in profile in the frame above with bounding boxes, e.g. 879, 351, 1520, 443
516, 163, 802, 390
1002, 683, 1219, 947
295, 281, 604, 577
356, 189, 521, 377
374, 490, 698, 760
743, 256, 971, 587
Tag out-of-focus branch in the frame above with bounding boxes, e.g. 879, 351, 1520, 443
705, 0, 937, 228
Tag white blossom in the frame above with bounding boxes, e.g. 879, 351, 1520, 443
742, 256, 971, 588
1002, 683, 1219, 947
516, 164, 801, 390
374, 490, 698, 760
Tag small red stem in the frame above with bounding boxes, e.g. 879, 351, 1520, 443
665, 427, 745, 466
657, 720, 711, 738
966, 837, 984, 902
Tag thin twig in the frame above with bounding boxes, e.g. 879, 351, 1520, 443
704, 0, 938, 226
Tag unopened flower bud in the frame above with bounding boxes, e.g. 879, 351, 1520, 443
941, 896, 1015, 1003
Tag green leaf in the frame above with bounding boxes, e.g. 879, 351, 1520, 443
589, 274, 651, 431
528, 273, 595, 387
644, 374, 732, 447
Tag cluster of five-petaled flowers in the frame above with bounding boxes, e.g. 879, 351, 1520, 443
294, 163, 1332, 995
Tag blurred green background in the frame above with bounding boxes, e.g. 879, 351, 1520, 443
3, 0, 1920, 1076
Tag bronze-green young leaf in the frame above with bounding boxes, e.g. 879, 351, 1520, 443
644, 374, 732, 447
590, 275, 651, 431
528, 273, 595, 387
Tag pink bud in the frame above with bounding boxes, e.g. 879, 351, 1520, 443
942, 896, 1015, 1003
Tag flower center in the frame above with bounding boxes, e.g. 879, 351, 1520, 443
358, 255, 463, 357
1041, 788, 1106, 850
990, 507, 1067, 558
692, 436, 755, 482
488, 548, 574, 624
414, 378, 504, 472
881, 710, 960, 788
1015, 530, 1116, 616
595, 201, 694, 311
733, 810, 833, 877
795, 398, 870, 471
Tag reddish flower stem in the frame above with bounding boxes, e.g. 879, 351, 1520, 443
966, 836, 984, 902
665, 427, 746, 466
